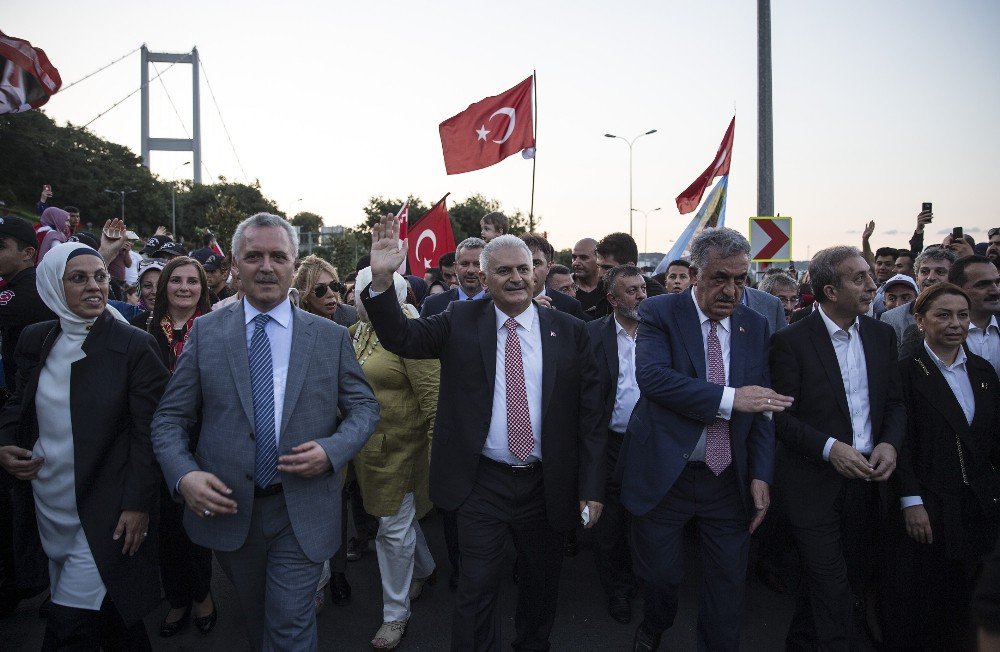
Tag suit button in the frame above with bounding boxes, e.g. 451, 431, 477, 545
245, 473, 253, 481
682, 453, 690, 460
249, 432, 255, 441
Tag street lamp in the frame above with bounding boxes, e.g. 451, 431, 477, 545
631, 207, 661, 256
103, 188, 137, 222
604, 129, 657, 236
171, 161, 191, 237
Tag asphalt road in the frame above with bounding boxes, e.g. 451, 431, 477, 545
0, 511, 796, 650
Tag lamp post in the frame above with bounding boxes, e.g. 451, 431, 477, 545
171, 161, 191, 237
604, 129, 657, 236
631, 207, 661, 257
103, 188, 137, 222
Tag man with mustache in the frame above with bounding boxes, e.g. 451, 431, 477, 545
586, 265, 647, 625
950, 254, 1000, 376
362, 217, 604, 650
623, 228, 789, 651
572, 238, 603, 318
420, 238, 486, 318
769, 245, 906, 650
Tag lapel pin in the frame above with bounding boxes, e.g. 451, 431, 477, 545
550, 331, 557, 337
739, 326, 745, 333
983, 382, 989, 390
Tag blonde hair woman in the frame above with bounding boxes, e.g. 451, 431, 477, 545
292, 255, 357, 328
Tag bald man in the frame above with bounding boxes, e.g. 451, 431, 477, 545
572, 238, 603, 318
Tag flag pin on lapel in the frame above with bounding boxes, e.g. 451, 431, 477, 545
739, 326, 745, 333
550, 331, 557, 337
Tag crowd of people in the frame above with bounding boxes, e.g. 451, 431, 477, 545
0, 193, 997, 651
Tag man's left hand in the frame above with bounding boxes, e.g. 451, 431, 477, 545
277, 441, 332, 478
579, 500, 603, 529
748, 479, 770, 533
868, 443, 897, 481
533, 294, 553, 309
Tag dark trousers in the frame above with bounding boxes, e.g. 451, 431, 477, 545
442, 508, 462, 574
632, 463, 749, 652
451, 459, 564, 651
0, 473, 13, 587
784, 477, 878, 652
41, 595, 151, 651
592, 430, 635, 600
159, 494, 212, 609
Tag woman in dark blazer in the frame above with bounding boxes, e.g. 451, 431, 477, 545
0, 243, 168, 650
880, 282, 1000, 650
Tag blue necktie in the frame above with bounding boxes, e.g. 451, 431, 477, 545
249, 313, 277, 488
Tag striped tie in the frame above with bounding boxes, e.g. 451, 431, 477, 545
249, 313, 277, 488
705, 320, 732, 475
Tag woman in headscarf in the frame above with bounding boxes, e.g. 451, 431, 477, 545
0, 242, 169, 650
132, 256, 218, 637
352, 267, 438, 650
36, 207, 70, 264
292, 255, 357, 328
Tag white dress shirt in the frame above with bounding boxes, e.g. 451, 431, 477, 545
967, 315, 1000, 378
818, 305, 873, 460
688, 294, 735, 462
243, 298, 293, 444
458, 287, 486, 301
900, 343, 975, 509
483, 304, 544, 464
609, 316, 640, 433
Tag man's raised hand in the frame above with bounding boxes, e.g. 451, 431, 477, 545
369, 213, 407, 292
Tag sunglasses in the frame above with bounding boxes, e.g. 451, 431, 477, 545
311, 281, 344, 298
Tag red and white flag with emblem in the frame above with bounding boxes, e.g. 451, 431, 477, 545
407, 194, 456, 277
395, 199, 409, 275
439, 76, 535, 175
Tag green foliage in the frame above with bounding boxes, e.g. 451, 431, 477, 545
0, 110, 281, 247
361, 196, 431, 229
291, 211, 323, 233
554, 248, 572, 267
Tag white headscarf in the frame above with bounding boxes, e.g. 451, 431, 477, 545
36, 242, 127, 329
354, 267, 418, 318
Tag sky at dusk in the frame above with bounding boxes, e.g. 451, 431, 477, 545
6, 0, 999, 256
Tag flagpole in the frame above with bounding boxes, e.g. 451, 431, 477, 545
529, 69, 537, 232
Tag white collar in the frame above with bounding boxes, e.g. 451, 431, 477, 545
495, 303, 537, 333
614, 314, 637, 339
817, 303, 860, 337
244, 297, 292, 329
970, 314, 1000, 333
924, 340, 968, 372
690, 291, 731, 333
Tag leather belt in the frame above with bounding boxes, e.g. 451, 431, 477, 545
479, 455, 542, 476
254, 483, 284, 498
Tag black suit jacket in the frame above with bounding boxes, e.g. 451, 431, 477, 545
586, 314, 619, 430
420, 287, 479, 318
0, 311, 169, 626
362, 288, 605, 531
545, 288, 588, 321
894, 346, 1000, 557
769, 309, 906, 521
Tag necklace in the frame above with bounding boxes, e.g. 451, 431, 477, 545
353, 322, 380, 367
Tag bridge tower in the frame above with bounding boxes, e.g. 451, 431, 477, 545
139, 45, 202, 183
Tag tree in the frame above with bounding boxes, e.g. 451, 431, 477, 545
291, 211, 323, 234
361, 196, 430, 229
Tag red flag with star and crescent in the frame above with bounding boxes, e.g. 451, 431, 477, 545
407, 194, 456, 277
0, 30, 61, 114
439, 76, 535, 175
675, 117, 735, 215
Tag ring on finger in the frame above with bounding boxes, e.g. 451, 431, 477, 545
202, 509, 212, 518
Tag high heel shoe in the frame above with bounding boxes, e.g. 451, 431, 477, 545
192, 594, 217, 635
159, 605, 191, 638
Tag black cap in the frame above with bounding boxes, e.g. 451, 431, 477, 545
155, 242, 188, 259
0, 216, 39, 248
190, 248, 222, 271
141, 235, 167, 256
68, 232, 100, 250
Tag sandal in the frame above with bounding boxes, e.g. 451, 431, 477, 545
371, 620, 408, 649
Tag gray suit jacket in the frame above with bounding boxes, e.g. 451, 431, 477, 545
879, 301, 916, 356
151, 299, 379, 562
745, 287, 786, 335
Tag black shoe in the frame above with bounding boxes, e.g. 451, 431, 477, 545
330, 572, 352, 606
346, 536, 369, 562
632, 621, 662, 651
193, 594, 217, 636
448, 571, 459, 591
609, 596, 632, 624
159, 605, 191, 638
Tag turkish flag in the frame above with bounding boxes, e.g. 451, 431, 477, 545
675, 117, 735, 214
396, 199, 409, 275
0, 30, 61, 114
439, 76, 535, 175
407, 194, 456, 277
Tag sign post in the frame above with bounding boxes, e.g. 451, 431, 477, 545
750, 216, 792, 263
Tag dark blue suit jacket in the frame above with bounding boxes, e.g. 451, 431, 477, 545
621, 289, 775, 517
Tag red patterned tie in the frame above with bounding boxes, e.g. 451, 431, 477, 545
504, 318, 534, 461
706, 320, 732, 475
